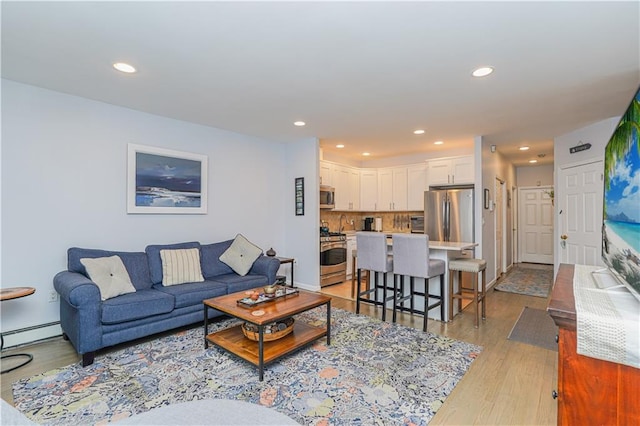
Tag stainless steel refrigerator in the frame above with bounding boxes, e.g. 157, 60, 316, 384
424, 186, 474, 243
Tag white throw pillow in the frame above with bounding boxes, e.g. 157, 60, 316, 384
160, 248, 205, 286
219, 234, 263, 276
80, 256, 137, 301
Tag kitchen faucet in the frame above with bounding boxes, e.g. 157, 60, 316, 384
339, 214, 346, 233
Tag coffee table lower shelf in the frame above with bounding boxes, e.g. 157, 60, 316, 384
206, 321, 326, 366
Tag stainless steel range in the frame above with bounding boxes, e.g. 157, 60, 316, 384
320, 232, 347, 287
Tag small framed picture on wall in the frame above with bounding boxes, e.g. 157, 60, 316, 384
295, 177, 304, 216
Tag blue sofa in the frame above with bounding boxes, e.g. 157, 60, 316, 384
53, 240, 280, 366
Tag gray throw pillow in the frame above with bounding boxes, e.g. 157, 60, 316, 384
219, 234, 263, 276
80, 255, 137, 300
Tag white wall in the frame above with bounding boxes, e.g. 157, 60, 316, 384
552, 116, 619, 274
321, 146, 474, 169
516, 164, 554, 187
1, 79, 318, 345
481, 139, 516, 284
285, 139, 321, 290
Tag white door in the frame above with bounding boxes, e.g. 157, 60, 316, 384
558, 160, 604, 266
519, 187, 554, 263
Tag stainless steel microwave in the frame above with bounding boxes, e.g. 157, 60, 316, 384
320, 185, 335, 209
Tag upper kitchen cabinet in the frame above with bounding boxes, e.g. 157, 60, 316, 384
333, 164, 360, 211
407, 163, 428, 210
360, 169, 378, 211
378, 167, 408, 211
428, 156, 474, 186
319, 161, 332, 186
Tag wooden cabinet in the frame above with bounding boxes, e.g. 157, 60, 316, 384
407, 163, 428, 210
360, 169, 378, 211
377, 167, 407, 211
428, 156, 474, 186
547, 264, 640, 426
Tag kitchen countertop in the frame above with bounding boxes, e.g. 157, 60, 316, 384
345, 231, 477, 251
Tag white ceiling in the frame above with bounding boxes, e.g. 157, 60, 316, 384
2, 1, 639, 167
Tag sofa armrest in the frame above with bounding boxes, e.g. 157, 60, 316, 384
250, 256, 280, 284
54, 271, 101, 306
53, 271, 103, 355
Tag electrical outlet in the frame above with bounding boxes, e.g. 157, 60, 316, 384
48, 291, 59, 303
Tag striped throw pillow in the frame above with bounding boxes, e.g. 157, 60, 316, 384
160, 248, 204, 286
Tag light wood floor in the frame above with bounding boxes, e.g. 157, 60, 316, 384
1, 267, 558, 425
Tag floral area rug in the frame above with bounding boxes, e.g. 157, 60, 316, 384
494, 266, 553, 298
13, 307, 481, 425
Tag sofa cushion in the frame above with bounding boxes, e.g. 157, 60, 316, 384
154, 280, 227, 309
80, 255, 137, 300
219, 234, 262, 276
101, 289, 175, 324
211, 273, 270, 294
160, 248, 204, 286
146, 242, 201, 284
200, 240, 234, 278
68, 248, 153, 290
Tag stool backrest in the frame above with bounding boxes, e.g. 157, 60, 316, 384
355, 232, 392, 272
392, 233, 431, 277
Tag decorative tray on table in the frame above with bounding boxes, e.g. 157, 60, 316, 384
237, 286, 299, 307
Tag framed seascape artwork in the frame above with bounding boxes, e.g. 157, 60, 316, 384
127, 144, 208, 214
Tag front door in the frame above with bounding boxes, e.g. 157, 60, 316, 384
558, 160, 604, 266
519, 187, 554, 264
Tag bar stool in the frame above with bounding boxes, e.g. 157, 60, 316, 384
448, 258, 487, 328
392, 233, 445, 332
355, 232, 395, 322
351, 249, 369, 299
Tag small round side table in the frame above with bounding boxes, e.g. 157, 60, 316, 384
1, 287, 36, 374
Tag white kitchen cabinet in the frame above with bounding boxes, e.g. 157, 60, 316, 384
332, 164, 360, 210
332, 165, 349, 210
348, 168, 360, 210
319, 161, 332, 186
378, 167, 407, 211
360, 169, 378, 211
346, 234, 356, 279
428, 156, 474, 186
407, 163, 428, 210
452, 156, 475, 183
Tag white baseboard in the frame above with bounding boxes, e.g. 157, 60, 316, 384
2, 323, 62, 348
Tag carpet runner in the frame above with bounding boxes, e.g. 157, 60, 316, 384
494, 266, 553, 298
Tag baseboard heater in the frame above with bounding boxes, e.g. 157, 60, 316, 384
1, 321, 61, 349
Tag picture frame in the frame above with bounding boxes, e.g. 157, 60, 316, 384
127, 143, 208, 214
484, 188, 490, 209
295, 177, 305, 216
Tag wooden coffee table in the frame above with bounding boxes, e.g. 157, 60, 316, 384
203, 288, 331, 381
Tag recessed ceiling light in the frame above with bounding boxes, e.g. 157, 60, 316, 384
434, 140, 444, 145
362, 152, 371, 156
293, 121, 306, 127
519, 146, 530, 151
414, 130, 425, 135
113, 62, 136, 73
529, 159, 538, 163
472, 66, 494, 77
336, 144, 345, 148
